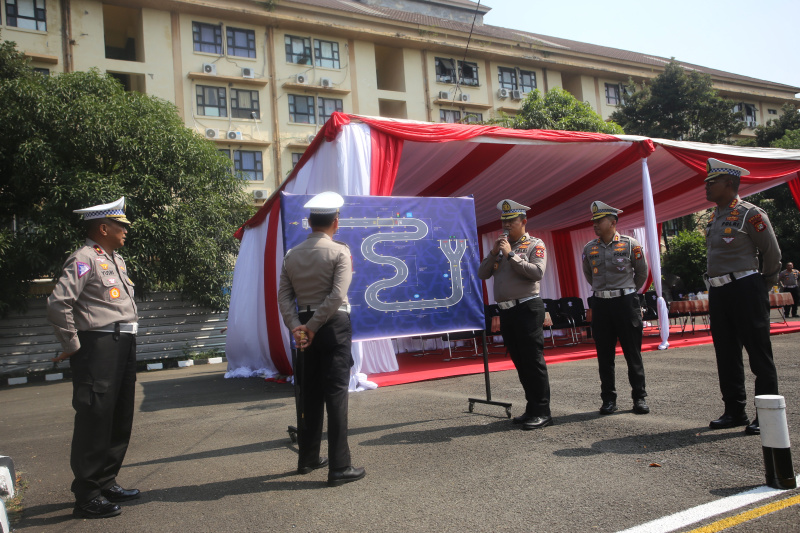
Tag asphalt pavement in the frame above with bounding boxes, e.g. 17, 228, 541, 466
2, 331, 800, 532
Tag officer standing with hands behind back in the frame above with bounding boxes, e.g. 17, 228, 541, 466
704, 158, 781, 436
278, 191, 366, 486
582, 201, 650, 416
478, 199, 553, 430
47, 197, 140, 519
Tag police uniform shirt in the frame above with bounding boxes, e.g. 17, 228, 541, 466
278, 232, 352, 333
779, 268, 800, 288
47, 239, 138, 353
582, 233, 648, 291
477, 233, 546, 302
705, 197, 781, 284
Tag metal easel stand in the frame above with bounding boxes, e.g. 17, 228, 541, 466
468, 331, 512, 418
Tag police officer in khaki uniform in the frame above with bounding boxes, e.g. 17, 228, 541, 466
704, 158, 782, 436
278, 192, 365, 487
778, 262, 799, 318
582, 201, 650, 415
478, 199, 552, 430
47, 197, 140, 519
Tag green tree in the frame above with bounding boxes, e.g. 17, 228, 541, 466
661, 230, 707, 293
610, 60, 742, 143
0, 38, 252, 316
755, 103, 800, 147
511, 88, 624, 134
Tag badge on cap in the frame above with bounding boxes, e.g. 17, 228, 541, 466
705, 158, 750, 182
74, 197, 132, 225
590, 201, 623, 221
497, 199, 530, 220
304, 191, 344, 215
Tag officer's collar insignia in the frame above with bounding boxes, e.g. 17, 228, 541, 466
728, 198, 739, 209
93, 245, 104, 255
76, 262, 91, 278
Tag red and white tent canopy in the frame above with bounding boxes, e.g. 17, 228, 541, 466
225, 113, 800, 388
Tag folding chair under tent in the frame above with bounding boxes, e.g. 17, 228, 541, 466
225, 112, 800, 390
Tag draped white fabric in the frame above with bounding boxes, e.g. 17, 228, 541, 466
641, 159, 670, 349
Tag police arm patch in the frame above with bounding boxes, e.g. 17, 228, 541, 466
748, 213, 766, 232
534, 244, 545, 258
76, 262, 91, 278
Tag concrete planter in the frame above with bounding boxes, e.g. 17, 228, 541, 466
207, 357, 223, 365
178, 360, 194, 368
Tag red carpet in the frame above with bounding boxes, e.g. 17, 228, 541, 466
370, 322, 800, 387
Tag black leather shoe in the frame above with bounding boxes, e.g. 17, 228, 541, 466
599, 401, 618, 415
512, 413, 534, 424
73, 496, 122, 519
745, 418, 760, 435
522, 416, 553, 430
297, 456, 329, 475
328, 466, 366, 487
709, 413, 749, 429
633, 399, 650, 414
100, 485, 140, 503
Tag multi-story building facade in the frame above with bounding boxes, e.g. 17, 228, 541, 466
4, 0, 798, 201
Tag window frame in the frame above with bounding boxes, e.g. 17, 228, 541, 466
230, 88, 260, 119
317, 96, 343, 124
519, 70, 536, 93
226, 26, 256, 59
498, 67, 517, 91
435, 57, 456, 84
288, 94, 316, 124
192, 21, 223, 55
458, 61, 480, 87
313, 38, 340, 69
605, 83, 621, 105
234, 150, 263, 181
196, 85, 227, 117
439, 109, 461, 123
291, 152, 303, 168
463, 112, 483, 124
6, 0, 47, 31
285, 34, 312, 65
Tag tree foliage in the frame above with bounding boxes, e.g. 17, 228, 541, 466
0, 38, 252, 316
661, 230, 707, 293
511, 88, 624, 134
754, 103, 800, 147
610, 61, 742, 143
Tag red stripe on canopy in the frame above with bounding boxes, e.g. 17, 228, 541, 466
419, 143, 516, 197
788, 174, 800, 212
552, 230, 579, 297
370, 128, 404, 196
264, 201, 291, 375
662, 146, 800, 181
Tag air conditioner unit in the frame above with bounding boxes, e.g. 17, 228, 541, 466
242, 67, 255, 79
497, 88, 510, 99
306, 134, 316, 143
253, 189, 270, 200
202, 63, 217, 76
205, 128, 220, 139
227, 131, 243, 140
437, 91, 450, 100
320, 77, 333, 88
460, 93, 470, 102
510, 89, 523, 100
295, 73, 308, 85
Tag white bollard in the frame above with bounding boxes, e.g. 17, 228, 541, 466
755, 395, 797, 489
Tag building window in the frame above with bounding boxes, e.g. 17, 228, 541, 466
605, 83, 622, 105
314, 39, 340, 69
463, 113, 482, 123
291, 153, 303, 167
440, 109, 461, 123
196, 85, 227, 117
193, 22, 222, 54
318, 97, 343, 123
519, 70, 536, 93
498, 67, 517, 90
234, 150, 263, 181
734, 102, 758, 127
227, 27, 255, 58
230, 88, 260, 119
768, 109, 778, 115
218, 149, 231, 158
6, 0, 47, 31
289, 94, 316, 123
285, 35, 312, 64
32, 67, 49, 76
435, 57, 456, 83
458, 61, 479, 87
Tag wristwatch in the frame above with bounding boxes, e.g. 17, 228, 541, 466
507, 251, 516, 259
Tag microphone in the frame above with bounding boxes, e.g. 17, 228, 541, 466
498, 230, 509, 259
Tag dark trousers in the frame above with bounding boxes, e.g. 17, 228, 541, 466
499, 298, 551, 417
70, 331, 137, 503
709, 274, 778, 415
590, 293, 646, 402
297, 311, 353, 470
782, 286, 799, 317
